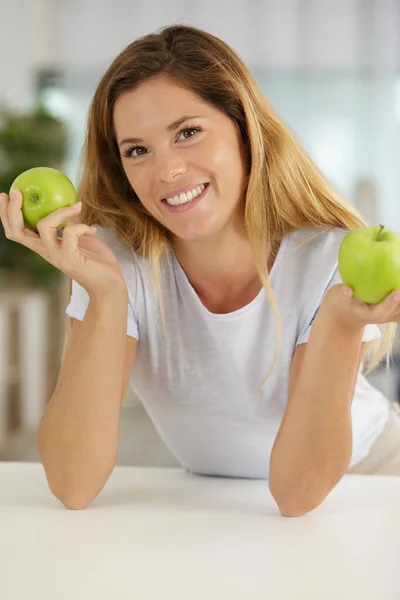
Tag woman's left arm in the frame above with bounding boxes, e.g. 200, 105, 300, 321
269, 284, 400, 518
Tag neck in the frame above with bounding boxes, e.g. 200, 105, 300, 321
171, 222, 260, 297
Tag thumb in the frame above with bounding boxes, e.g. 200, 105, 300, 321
341, 285, 354, 298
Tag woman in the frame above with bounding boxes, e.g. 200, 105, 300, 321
1, 24, 399, 517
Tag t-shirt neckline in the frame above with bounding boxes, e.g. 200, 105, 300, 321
170, 234, 289, 320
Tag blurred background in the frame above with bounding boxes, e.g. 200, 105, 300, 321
1, 0, 400, 466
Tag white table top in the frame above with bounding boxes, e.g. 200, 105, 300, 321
1, 462, 399, 600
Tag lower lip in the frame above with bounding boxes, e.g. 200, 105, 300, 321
161, 184, 209, 213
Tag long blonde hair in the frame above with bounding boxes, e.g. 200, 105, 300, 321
62, 23, 396, 384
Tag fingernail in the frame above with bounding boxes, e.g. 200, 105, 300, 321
73, 202, 82, 210
10, 190, 16, 200
393, 291, 400, 301
343, 286, 352, 297
90, 226, 97, 232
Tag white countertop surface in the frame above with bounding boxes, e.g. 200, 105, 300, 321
1, 462, 399, 599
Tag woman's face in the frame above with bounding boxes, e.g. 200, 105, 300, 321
113, 75, 247, 242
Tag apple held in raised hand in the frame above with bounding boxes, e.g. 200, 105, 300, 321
10, 167, 77, 232
338, 225, 400, 304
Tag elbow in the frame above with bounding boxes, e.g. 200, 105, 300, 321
49, 483, 93, 510
39, 445, 114, 511
41, 463, 99, 510
60, 493, 91, 511
44, 470, 110, 510
63, 501, 90, 511
276, 498, 321, 518
269, 461, 350, 518
39, 460, 94, 510
269, 480, 331, 518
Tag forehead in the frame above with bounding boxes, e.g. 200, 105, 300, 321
113, 76, 209, 130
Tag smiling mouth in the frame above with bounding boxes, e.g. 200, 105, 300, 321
160, 183, 210, 213
162, 183, 209, 207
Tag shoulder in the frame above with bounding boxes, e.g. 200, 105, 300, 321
93, 225, 153, 271
286, 225, 349, 257
282, 226, 349, 275
94, 225, 172, 287
91, 226, 143, 299
94, 225, 134, 262
276, 226, 350, 312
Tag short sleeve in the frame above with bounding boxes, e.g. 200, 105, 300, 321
65, 279, 139, 339
296, 266, 382, 346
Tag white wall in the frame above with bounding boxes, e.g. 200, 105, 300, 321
0, 0, 57, 112
1, 0, 400, 228
51, 0, 400, 72
1, 0, 400, 113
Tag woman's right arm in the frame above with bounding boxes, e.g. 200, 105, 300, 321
0, 189, 138, 510
37, 286, 137, 510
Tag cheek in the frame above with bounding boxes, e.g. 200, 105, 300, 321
124, 167, 165, 219
204, 139, 231, 171
214, 144, 245, 197
124, 166, 150, 200
206, 135, 244, 175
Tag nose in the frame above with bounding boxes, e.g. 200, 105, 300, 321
156, 150, 187, 182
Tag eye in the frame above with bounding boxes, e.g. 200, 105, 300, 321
176, 126, 202, 141
121, 126, 202, 159
122, 145, 148, 159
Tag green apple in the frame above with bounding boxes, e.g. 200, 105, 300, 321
10, 167, 77, 232
338, 225, 400, 304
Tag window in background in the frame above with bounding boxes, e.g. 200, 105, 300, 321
258, 71, 400, 232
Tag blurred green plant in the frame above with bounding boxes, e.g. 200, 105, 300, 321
0, 103, 68, 290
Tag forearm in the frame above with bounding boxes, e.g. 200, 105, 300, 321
269, 308, 364, 516
37, 289, 128, 508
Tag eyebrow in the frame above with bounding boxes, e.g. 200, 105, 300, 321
118, 115, 203, 147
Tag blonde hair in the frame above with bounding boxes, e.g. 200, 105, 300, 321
61, 23, 396, 391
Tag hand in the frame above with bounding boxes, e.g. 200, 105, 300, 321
320, 283, 400, 329
0, 190, 127, 298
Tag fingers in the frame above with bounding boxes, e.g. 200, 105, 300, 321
358, 290, 400, 323
0, 191, 94, 273
378, 291, 400, 322
0, 191, 20, 239
6, 190, 26, 237
60, 224, 97, 269
0, 191, 42, 251
37, 201, 82, 256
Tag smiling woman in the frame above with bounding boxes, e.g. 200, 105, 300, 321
113, 77, 247, 245
4, 23, 400, 514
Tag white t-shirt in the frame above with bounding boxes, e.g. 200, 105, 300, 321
66, 225, 390, 479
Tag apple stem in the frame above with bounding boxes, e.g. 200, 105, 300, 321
377, 224, 385, 241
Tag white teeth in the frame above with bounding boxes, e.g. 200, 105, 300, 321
165, 184, 205, 206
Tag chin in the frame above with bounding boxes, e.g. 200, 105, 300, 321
173, 230, 211, 243
175, 221, 225, 242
